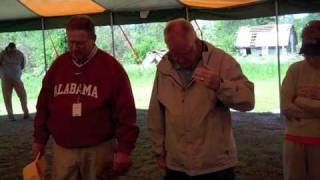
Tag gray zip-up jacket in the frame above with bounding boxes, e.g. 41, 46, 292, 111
148, 41, 255, 176
0, 49, 25, 80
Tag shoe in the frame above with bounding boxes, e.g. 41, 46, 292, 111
23, 114, 30, 120
8, 115, 16, 121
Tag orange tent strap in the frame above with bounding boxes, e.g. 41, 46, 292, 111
118, 25, 142, 64
180, 0, 259, 9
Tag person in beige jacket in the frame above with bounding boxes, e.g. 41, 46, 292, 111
148, 18, 255, 179
281, 20, 320, 180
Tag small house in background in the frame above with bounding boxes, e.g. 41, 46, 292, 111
142, 49, 167, 67
235, 24, 298, 56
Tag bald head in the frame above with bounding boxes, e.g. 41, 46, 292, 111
164, 18, 196, 39
164, 18, 198, 55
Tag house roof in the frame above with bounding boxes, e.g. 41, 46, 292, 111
235, 24, 297, 48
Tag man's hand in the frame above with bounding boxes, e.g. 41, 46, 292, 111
298, 85, 320, 100
32, 143, 46, 158
112, 152, 132, 176
156, 154, 166, 169
193, 67, 221, 90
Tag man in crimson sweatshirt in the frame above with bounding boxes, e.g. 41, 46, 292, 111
32, 15, 139, 179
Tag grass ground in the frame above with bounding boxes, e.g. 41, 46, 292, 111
0, 111, 283, 180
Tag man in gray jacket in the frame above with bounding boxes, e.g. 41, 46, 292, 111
0, 42, 29, 121
148, 18, 255, 179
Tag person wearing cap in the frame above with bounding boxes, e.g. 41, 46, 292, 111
148, 18, 255, 179
32, 15, 139, 179
0, 42, 29, 121
281, 20, 320, 180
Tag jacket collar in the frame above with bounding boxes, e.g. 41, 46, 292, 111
157, 41, 216, 88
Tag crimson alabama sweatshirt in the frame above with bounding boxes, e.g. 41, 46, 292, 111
33, 48, 139, 154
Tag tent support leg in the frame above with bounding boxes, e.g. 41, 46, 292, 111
110, 12, 116, 58
275, 0, 282, 115
41, 18, 48, 72
185, 7, 190, 21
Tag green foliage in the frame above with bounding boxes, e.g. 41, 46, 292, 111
46, 29, 67, 66
255, 17, 275, 25
113, 23, 166, 64
235, 56, 291, 81
124, 65, 157, 86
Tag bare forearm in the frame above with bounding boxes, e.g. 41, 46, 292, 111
283, 104, 319, 119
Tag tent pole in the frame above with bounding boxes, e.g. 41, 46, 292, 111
275, 0, 282, 114
41, 18, 48, 72
110, 12, 116, 57
185, 7, 190, 21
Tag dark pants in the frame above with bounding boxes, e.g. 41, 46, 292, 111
164, 168, 235, 180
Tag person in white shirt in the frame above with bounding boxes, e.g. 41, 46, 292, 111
0, 42, 29, 121
281, 20, 320, 180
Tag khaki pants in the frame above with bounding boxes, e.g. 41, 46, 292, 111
1, 78, 29, 117
283, 140, 320, 180
52, 140, 116, 180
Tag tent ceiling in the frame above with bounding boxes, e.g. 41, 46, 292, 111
0, 0, 319, 32
95, 0, 182, 11
20, 0, 106, 17
0, 0, 36, 20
